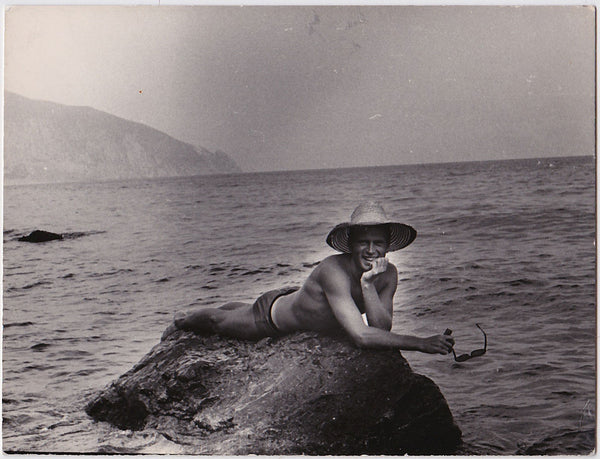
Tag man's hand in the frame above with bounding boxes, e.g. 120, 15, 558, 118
361, 257, 389, 284
418, 334, 455, 355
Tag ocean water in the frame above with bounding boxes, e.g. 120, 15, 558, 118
3, 156, 595, 454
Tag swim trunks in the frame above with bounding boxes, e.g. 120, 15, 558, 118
252, 287, 299, 337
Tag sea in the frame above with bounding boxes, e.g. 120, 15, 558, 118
2, 155, 596, 455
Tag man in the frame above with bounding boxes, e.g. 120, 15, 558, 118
162, 202, 454, 355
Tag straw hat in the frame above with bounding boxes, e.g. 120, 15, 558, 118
326, 201, 417, 253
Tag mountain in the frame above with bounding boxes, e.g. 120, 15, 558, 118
4, 92, 242, 184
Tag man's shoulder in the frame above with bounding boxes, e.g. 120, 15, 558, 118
318, 254, 348, 270
313, 254, 350, 281
310, 255, 351, 294
386, 261, 398, 275
383, 261, 399, 285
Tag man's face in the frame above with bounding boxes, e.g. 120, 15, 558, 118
349, 226, 390, 272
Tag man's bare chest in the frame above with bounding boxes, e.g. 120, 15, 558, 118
350, 284, 366, 314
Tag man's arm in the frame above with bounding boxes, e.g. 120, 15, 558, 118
361, 260, 396, 330
321, 264, 454, 353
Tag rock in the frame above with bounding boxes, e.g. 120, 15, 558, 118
85, 331, 462, 455
18, 230, 63, 242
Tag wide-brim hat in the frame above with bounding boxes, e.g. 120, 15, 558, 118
326, 201, 417, 253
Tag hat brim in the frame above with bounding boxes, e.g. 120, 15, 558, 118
326, 222, 417, 253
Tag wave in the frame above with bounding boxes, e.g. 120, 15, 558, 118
518, 428, 595, 455
88, 268, 135, 278
4, 321, 34, 328
184, 261, 318, 279
63, 230, 106, 239
30, 343, 51, 352
55, 350, 94, 359
503, 278, 547, 287
6, 281, 53, 292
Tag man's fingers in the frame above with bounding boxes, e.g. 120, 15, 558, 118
373, 257, 388, 273
438, 335, 454, 354
362, 257, 388, 279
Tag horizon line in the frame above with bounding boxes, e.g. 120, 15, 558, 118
3, 153, 592, 188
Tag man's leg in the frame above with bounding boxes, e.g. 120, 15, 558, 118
217, 302, 248, 311
162, 302, 266, 341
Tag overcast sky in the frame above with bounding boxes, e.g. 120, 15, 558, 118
5, 5, 595, 172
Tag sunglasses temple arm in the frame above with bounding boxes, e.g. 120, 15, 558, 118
476, 324, 487, 351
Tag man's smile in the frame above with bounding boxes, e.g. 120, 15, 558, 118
360, 256, 378, 269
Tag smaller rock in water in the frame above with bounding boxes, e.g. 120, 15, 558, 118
18, 230, 63, 243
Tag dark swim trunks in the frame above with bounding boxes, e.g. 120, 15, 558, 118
252, 287, 299, 337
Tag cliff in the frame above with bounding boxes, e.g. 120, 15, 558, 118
4, 92, 241, 184
85, 330, 462, 455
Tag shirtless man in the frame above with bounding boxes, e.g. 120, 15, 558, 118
162, 202, 454, 355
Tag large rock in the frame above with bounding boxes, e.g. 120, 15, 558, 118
85, 331, 462, 455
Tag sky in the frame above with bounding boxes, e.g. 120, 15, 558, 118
4, 4, 596, 172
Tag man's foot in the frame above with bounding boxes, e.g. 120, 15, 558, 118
160, 311, 187, 341
173, 310, 187, 329
161, 322, 178, 341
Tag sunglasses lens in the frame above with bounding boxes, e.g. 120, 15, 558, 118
450, 325, 487, 362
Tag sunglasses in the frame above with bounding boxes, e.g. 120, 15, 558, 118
444, 323, 487, 362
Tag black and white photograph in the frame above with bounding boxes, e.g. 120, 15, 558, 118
2, 4, 596, 455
